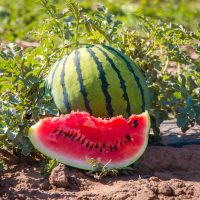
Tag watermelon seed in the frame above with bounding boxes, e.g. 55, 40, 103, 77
53, 130, 57, 133
133, 120, 138, 128
99, 147, 103, 154
90, 144, 94, 150
103, 143, 106, 148
95, 143, 99, 149
86, 141, 90, 148
110, 145, 113, 151
128, 119, 138, 128
114, 145, 118, 151
126, 134, 131, 142
81, 138, 85, 145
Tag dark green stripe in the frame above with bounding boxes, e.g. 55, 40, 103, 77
74, 50, 92, 114
61, 57, 71, 113
50, 60, 60, 90
95, 46, 131, 116
104, 45, 145, 112
86, 47, 114, 117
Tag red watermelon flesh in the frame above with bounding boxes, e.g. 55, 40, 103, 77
29, 111, 150, 170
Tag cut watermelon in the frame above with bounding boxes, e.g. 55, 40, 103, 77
29, 111, 150, 170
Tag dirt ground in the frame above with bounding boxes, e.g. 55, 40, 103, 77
0, 122, 200, 200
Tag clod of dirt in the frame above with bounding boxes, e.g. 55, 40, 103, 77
136, 186, 157, 200
39, 179, 52, 190
49, 164, 70, 188
49, 164, 88, 190
158, 184, 174, 196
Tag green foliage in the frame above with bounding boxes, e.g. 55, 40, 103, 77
0, 43, 59, 155
122, 1, 200, 32
0, 0, 199, 154
86, 157, 139, 179
40, 159, 57, 177
0, 0, 47, 41
86, 157, 119, 179
1, 0, 199, 42
0, 160, 7, 172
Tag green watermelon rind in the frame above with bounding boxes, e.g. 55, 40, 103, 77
46, 45, 150, 118
28, 111, 150, 170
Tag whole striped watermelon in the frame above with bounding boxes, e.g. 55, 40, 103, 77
46, 45, 150, 118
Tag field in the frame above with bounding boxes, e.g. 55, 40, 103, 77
0, 0, 200, 199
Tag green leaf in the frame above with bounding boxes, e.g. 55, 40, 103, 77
155, 110, 168, 127
173, 91, 182, 99
0, 160, 7, 172
21, 137, 31, 156
177, 113, 188, 128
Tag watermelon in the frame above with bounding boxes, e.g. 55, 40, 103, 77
46, 45, 150, 118
29, 111, 150, 170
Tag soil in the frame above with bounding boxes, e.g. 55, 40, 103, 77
0, 122, 200, 200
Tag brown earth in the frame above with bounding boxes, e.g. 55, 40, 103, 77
0, 122, 200, 200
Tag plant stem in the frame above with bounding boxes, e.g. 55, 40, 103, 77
90, 22, 112, 45
48, 43, 75, 59
40, 0, 65, 46
162, 56, 169, 73
75, 22, 79, 47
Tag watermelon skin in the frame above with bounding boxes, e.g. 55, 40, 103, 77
46, 45, 150, 118
29, 111, 150, 170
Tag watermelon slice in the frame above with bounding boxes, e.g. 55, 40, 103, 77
29, 111, 150, 170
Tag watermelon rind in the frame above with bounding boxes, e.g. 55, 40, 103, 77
45, 45, 150, 118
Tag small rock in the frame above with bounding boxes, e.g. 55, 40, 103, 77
49, 164, 69, 188
158, 184, 174, 196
